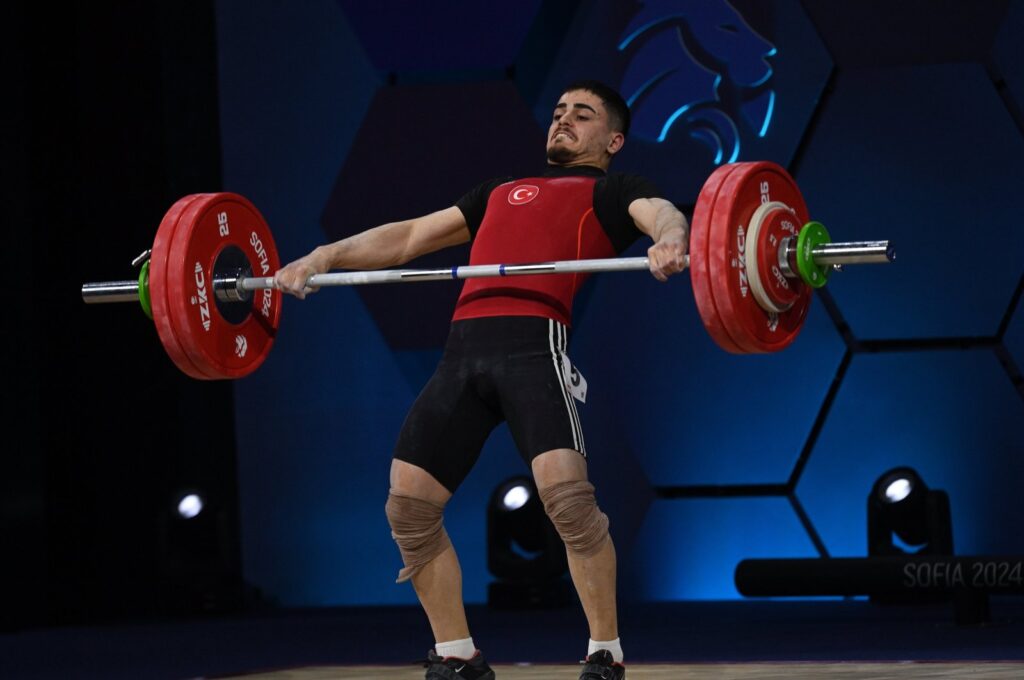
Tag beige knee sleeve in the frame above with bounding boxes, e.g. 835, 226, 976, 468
539, 480, 609, 558
385, 491, 452, 583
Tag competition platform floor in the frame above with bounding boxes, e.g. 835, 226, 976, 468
4, 600, 1024, 679
222, 663, 1024, 679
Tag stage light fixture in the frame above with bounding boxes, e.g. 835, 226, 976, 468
487, 476, 570, 609
160, 487, 243, 614
868, 467, 953, 556
734, 469, 988, 624
867, 466, 954, 605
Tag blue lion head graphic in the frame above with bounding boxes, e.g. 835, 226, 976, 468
618, 0, 777, 164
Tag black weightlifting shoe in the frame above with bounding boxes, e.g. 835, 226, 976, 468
423, 649, 496, 680
579, 649, 626, 680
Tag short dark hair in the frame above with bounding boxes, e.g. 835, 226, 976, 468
562, 79, 631, 137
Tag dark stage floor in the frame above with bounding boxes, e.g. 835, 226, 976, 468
3, 599, 1023, 679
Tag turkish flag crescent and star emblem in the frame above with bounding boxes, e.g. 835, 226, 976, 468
507, 184, 539, 205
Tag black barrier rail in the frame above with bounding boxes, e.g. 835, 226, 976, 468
735, 556, 1024, 597
735, 556, 1024, 625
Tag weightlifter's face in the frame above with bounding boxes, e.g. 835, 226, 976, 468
546, 89, 624, 169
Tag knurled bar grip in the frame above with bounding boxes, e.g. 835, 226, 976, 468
240, 255, 661, 291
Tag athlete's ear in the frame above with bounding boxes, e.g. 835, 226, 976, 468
607, 131, 625, 156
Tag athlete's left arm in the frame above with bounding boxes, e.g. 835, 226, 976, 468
629, 197, 689, 282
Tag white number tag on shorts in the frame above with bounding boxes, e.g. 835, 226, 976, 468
560, 353, 588, 403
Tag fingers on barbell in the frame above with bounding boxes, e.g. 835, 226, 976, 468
272, 269, 316, 298
649, 259, 673, 282
647, 246, 685, 281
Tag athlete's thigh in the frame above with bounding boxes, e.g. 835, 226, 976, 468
393, 362, 501, 494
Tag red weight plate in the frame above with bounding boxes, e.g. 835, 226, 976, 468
166, 193, 282, 379
150, 194, 217, 379
709, 162, 811, 353
756, 206, 804, 310
690, 163, 746, 353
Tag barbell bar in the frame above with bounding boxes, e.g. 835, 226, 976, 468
80, 161, 895, 379
82, 239, 892, 305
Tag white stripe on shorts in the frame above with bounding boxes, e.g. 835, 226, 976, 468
548, 318, 586, 456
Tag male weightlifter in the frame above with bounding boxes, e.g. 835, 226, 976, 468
275, 81, 688, 680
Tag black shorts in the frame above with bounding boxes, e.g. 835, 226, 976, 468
394, 316, 586, 493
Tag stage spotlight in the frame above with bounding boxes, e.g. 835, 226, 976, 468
868, 467, 953, 556
502, 483, 530, 511
176, 493, 205, 519
487, 476, 570, 609
883, 477, 912, 503
159, 488, 243, 614
868, 467, 954, 604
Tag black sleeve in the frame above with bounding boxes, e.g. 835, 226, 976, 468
455, 177, 510, 239
593, 173, 664, 253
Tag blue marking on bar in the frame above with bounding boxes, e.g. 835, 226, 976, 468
499, 265, 506, 276
451, 266, 459, 279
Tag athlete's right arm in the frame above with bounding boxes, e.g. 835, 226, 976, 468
274, 206, 470, 299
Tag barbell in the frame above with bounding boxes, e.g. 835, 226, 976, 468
81, 161, 894, 379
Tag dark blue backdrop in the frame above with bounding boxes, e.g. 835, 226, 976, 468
215, 0, 1024, 606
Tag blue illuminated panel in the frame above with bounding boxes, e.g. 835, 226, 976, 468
217, 0, 402, 606
626, 497, 818, 600
570, 241, 846, 487
798, 351, 1024, 558
794, 64, 1024, 340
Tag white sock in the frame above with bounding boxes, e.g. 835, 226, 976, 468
435, 637, 476, 660
588, 637, 623, 663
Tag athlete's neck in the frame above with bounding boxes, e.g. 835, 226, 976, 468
547, 158, 611, 172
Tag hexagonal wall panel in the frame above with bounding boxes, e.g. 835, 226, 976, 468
569, 239, 846, 488
217, 0, 406, 607
336, 0, 543, 72
573, 388, 656, 552
801, 0, 1008, 68
794, 63, 1024, 340
531, 0, 831, 203
320, 81, 547, 349
797, 351, 1024, 558
993, 0, 1024, 116
217, 0, 379, 245
624, 497, 819, 600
